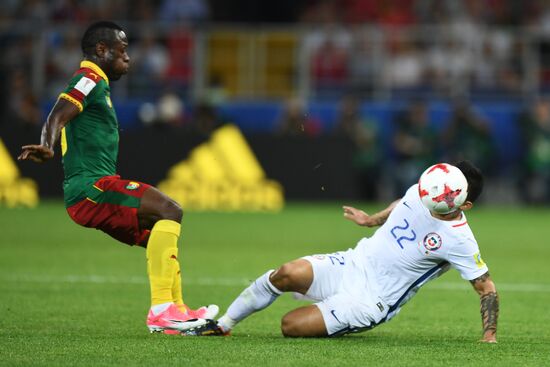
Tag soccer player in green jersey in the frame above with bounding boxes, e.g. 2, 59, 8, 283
18, 21, 217, 334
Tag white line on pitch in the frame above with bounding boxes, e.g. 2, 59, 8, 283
1, 274, 550, 293
0, 274, 250, 286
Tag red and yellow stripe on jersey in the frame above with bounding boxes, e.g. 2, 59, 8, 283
59, 60, 109, 112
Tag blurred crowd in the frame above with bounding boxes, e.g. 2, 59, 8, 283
1, 0, 548, 27
4, 0, 550, 103
302, 0, 550, 99
277, 95, 550, 203
1, 0, 550, 203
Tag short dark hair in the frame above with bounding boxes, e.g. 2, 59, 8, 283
81, 21, 124, 55
455, 160, 484, 203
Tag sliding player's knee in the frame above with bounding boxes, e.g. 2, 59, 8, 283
270, 263, 300, 291
280, 313, 301, 337
281, 306, 328, 338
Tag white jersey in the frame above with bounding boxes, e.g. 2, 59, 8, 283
354, 184, 488, 320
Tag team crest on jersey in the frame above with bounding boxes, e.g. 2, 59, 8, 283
126, 181, 140, 190
105, 95, 113, 108
423, 232, 442, 251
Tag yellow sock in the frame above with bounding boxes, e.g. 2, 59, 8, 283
172, 261, 186, 309
146, 219, 181, 306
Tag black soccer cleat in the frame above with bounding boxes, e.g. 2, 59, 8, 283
180, 319, 230, 336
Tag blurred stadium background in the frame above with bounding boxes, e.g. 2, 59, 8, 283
2, 0, 550, 207
2, 3, 550, 365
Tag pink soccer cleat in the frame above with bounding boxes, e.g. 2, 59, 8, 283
184, 304, 220, 320
147, 304, 206, 333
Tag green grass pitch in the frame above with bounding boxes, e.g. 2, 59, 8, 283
1, 201, 550, 366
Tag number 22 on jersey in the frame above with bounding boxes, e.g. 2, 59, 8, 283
390, 218, 417, 249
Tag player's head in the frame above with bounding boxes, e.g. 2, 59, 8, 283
454, 160, 484, 204
81, 21, 129, 81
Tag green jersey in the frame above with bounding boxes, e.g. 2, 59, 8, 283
59, 61, 118, 207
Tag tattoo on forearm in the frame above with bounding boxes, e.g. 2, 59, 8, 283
470, 272, 499, 336
480, 292, 499, 334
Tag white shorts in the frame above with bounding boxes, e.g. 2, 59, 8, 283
302, 248, 388, 336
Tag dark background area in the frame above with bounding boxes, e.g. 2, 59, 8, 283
209, 0, 305, 23
2, 126, 358, 200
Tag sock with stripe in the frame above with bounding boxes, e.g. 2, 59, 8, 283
218, 270, 282, 332
146, 219, 181, 309
172, 261, 187, 312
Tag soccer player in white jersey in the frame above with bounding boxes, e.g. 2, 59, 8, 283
183, 161, 499, 343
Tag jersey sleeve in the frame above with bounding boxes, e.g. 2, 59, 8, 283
447, 238, 489, 280
58, 71, 100, 112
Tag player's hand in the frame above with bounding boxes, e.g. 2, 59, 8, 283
18, 145, 54, 163
343, 206, 375, 227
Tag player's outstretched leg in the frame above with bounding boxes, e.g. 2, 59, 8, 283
139, 187, 218, 333
180, 269, 281, 336
218, 269, 282, 332
181, 259, 314, 336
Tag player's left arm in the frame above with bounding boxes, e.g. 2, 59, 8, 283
18, 98, 79, 163
469, 271, 499, 343
343, 200, 400, 227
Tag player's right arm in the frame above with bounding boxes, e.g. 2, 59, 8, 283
343, 199, 400, 227
18, 97, 80, 163
469, 271, 499, 343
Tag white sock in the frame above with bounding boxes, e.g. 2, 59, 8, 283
218, 270, 282, 331
217, 314, 237, 332
151, 302, 172, 315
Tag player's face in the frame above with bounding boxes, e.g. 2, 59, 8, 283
106, 30, 130, 81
